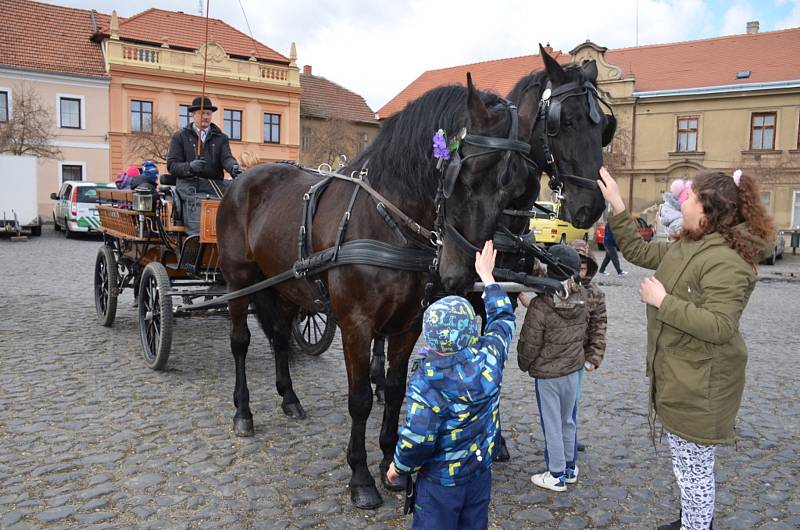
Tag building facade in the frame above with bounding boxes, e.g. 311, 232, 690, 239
378, 24, 800, 228
0, 0, 110, 217
96, 9, 301, 175
299, 66, 379, 167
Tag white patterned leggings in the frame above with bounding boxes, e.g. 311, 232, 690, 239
667, 432, 716, 530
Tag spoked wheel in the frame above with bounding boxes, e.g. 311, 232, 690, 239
292, 310, 336, 356
94, 246, 118, 327
138, 262, 173, 370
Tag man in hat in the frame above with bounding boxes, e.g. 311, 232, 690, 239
167, 96, 241, 235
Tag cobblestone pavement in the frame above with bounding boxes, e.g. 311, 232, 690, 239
1, 231, 799, 529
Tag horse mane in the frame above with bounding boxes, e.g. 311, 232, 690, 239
507, 63, 595, 103
350, 85, 508, 204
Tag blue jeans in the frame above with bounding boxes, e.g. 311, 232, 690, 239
412, 470, 492, 530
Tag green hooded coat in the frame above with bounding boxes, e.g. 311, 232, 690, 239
609, 211, 769, 445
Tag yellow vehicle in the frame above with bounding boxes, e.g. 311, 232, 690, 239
528, 201, 589, 245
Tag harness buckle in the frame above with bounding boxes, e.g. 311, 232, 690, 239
546, 153, 555, 165
303, 193, 310, 201
430, 231, 443, 248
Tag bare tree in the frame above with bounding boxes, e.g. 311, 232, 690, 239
0, 83, 61, 158
602, 126, 632, 173
126, 114, 176, 164
302, 117, 359, 167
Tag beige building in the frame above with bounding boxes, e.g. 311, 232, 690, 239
0, 1, 111, 217
379, 23, 800, 229
298, 65, 379, 167
95, 8, 301, 174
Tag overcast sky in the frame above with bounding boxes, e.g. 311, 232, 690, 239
49, 0, 800, 111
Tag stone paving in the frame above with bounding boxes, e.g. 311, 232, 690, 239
1, 230, 799, 529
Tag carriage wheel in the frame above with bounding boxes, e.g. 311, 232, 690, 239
292, 310, 336, 356
94, 246, 119, 327
138, 262, 173, 370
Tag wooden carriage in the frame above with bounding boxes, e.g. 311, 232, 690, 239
92, 184, 334, 371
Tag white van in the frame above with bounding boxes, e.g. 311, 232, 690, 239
51, 181, 116, 236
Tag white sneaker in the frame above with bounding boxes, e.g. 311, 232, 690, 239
564, 465, 579, 484
531, 471, 567, 492
617, 270, 629, 276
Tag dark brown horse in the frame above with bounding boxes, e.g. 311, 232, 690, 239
217, 75, 540, 509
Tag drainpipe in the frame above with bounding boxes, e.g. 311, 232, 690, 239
627, 96, 638, 212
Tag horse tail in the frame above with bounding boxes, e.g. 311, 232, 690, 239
250, 285, 293, 355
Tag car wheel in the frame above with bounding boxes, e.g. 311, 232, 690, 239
30, 225, 42, 237
53, 213, 61, 232
559, 234, 567, 245
64, 218, 73, 239
765, 247, 776, 265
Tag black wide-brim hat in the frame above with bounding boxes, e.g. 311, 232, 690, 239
188, 96, 217, 113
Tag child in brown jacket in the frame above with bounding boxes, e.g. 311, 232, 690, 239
517, 244, 587, 491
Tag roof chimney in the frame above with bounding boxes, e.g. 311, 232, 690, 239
110, 10, 119, 40
746, 21, 759, 34
303, 65, 312, 75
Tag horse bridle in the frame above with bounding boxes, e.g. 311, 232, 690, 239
437, 100, 534, 256
535, 79, 616, 195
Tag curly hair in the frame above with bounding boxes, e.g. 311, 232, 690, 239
680, 170, 774, 268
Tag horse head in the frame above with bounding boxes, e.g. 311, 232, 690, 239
436, 73, 537, 291
509, 45, 615, 229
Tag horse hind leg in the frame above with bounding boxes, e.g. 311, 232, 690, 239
229, 297, 255, 437
251, 288, 306, 419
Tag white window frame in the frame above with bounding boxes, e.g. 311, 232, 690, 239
56, 93, 86, 130
759, 190, 772, 212
792, 191, 800, 229
58, 161, 87, 185
0, 86, 11, 122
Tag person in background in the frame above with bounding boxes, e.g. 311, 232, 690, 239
387, 241, 515, 530
660, 178, 692, 238
598, 166, 774, 530
598, 220, 628, 276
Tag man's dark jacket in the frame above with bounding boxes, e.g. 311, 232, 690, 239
167, 123, 236, 180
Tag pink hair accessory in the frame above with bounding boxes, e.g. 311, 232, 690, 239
732, 169, 742, 187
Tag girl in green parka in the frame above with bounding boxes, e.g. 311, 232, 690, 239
597, 166, 774, 530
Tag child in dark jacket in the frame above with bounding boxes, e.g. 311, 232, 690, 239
517, 244, 587, 491
387, 241, 515, 530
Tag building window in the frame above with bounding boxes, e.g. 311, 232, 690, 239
760, 191, 772, 210
676, 116, 698, 152
0, 91, 8, 122
263, 113, 280, 144
61, 164, 83, 183
750, 112, 776, 150
131, 100, 153, 133
59, 97, 81, 129
179, 104, 191, 128
301, 128, 311, 150
224, 109, 242, 141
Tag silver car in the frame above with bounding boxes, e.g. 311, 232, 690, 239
51, 181, 115, 237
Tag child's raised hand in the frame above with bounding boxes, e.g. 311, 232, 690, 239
475, 240, 497, 285
598, 166, 626, 215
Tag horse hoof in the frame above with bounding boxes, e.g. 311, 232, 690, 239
381, 470, 406, 492
233, 417, 254, 437
350, 484, 383, 510
281, 402, 306, 419
375, 388, 385, 404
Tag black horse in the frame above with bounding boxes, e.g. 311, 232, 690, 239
217, 74, 546, 509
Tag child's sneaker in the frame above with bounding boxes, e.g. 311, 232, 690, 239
531, 471, 567, 492
564, 465, 579, 484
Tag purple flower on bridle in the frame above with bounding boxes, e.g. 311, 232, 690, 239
432, 129, 450, 161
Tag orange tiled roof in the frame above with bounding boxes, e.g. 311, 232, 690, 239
300, 73, 377, 125
0, 0, 108, 78
377, 27, 800, 119
98, 8, 288, 64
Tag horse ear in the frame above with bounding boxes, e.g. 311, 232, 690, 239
581, 60, 598, 83
539, 44, 565, 84
466, 72, 490, 129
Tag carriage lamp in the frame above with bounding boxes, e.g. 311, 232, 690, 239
132, 188, 154, 212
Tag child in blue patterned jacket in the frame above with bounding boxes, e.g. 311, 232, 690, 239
386, 240, 515, 530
